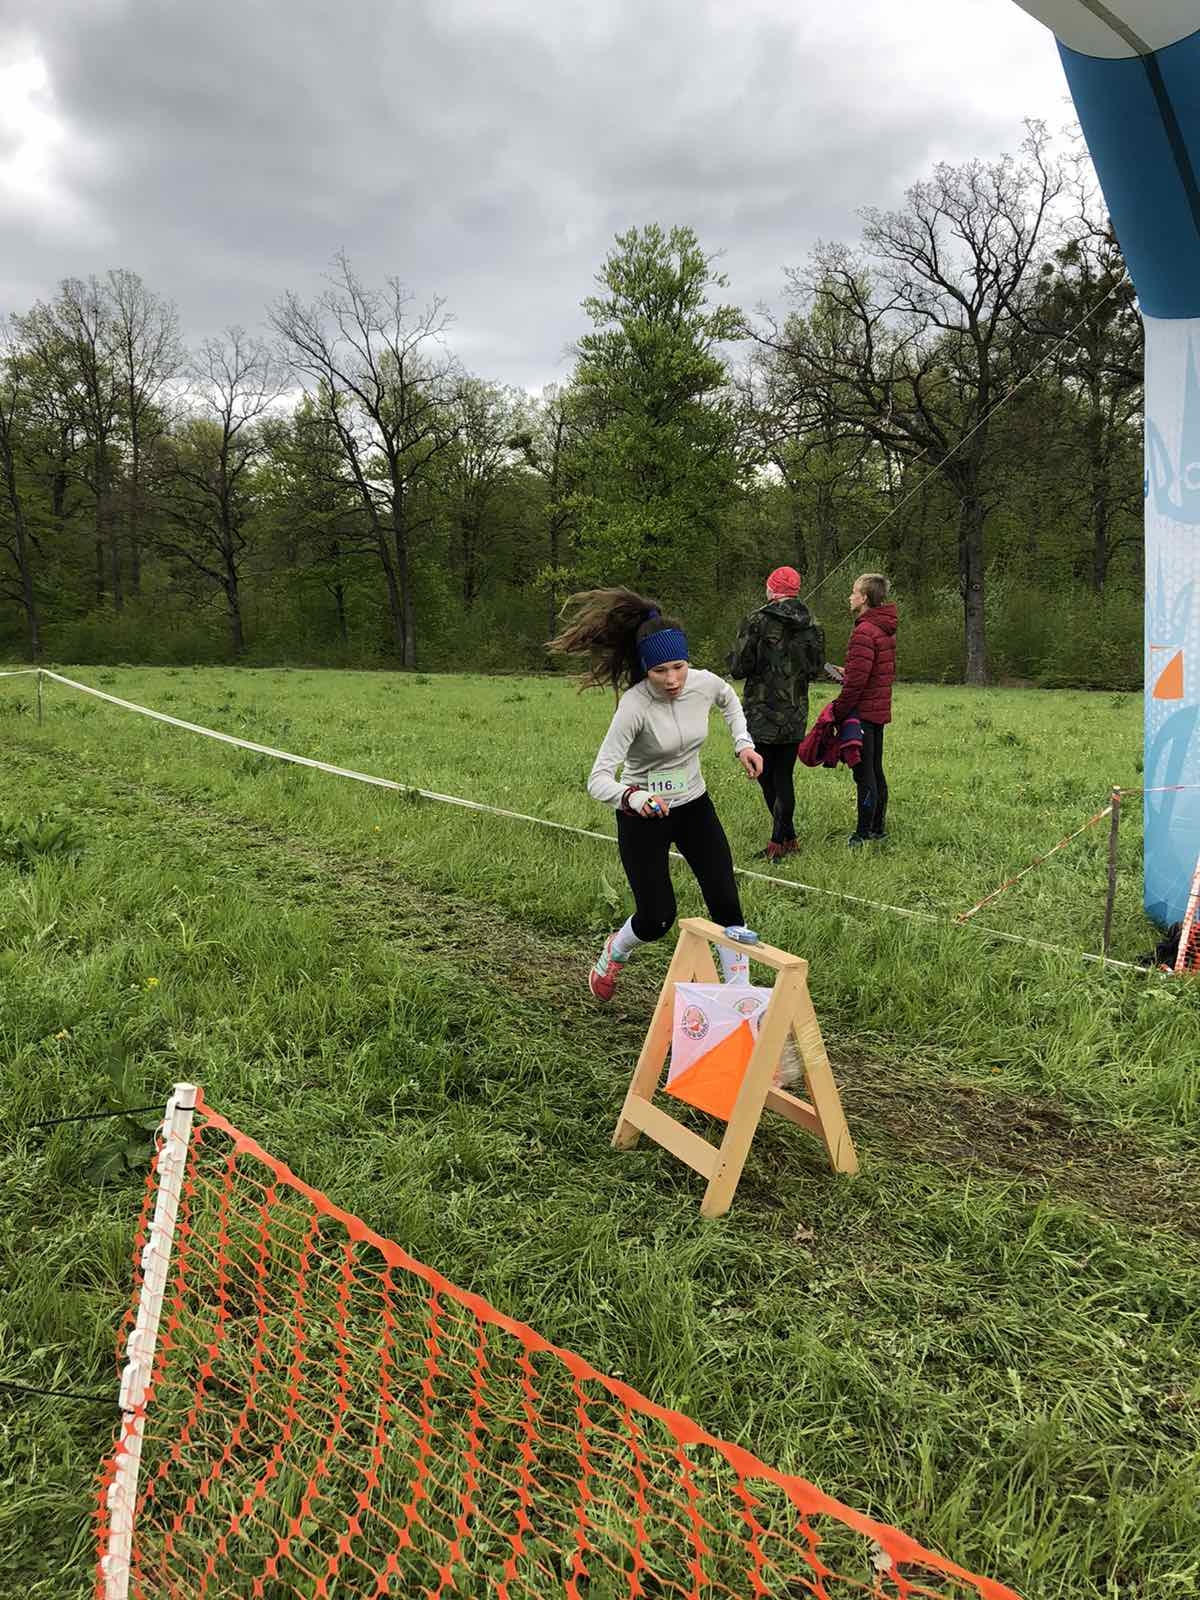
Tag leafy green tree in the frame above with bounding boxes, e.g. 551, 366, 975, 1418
257, 396, 373, 650
441, 378, 526, 609
15, 277, 125, 609
0, 194, 1146, 682
569, 223, 747, 594
506, 383, 582, 636
0, 322, 43, 657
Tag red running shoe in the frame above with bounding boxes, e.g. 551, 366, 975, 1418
755, 840, 797, 863
588, 935, 624, 1001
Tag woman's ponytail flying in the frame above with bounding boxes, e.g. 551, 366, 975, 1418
548, 588, 682, 694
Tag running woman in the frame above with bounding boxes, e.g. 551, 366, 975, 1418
549, 589, 764, 1001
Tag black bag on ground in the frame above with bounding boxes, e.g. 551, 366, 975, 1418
1136, 922, 1182, 967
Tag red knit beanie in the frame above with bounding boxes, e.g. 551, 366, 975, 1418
766, 566, 801, 597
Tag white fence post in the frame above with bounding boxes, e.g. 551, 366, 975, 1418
99, 1082, 198, 1600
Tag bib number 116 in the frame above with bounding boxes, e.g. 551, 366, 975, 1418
647, 768, 687, 796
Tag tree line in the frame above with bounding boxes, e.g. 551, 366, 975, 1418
0, 125, 1144, 686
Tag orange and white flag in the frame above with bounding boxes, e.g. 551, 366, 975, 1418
667, 982, 773, 1120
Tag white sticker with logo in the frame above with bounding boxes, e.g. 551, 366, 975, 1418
645, 767, 689, 797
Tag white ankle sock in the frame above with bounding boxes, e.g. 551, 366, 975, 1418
717, 945, 749, 984
604, 916, 643, 967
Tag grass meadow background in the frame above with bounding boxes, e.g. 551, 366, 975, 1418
1, 662, 1198, 1599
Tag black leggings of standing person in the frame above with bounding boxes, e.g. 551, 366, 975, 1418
853, 720, 888, 838
757, 742, 799, 845
616, 792, 743, 939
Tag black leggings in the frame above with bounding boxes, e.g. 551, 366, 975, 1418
853, 720, 888, 836
757, 742, 799, 844
616, 792, 743, 941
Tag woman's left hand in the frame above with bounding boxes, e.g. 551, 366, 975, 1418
738, 748, 763, 780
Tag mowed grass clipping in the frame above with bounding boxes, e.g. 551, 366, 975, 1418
0, 663, 1197, 1600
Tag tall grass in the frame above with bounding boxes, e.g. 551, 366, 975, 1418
7, 575, 1144, 687
0, 664, 1196, 1599
901, 581, 1142, 690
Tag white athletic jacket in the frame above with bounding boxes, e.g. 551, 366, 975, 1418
587, 669, 754, 813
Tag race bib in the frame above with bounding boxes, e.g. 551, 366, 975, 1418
645, 766, 689, 797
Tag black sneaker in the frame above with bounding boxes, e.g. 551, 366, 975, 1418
868, 829, 888, 841
848, 833, 867, 850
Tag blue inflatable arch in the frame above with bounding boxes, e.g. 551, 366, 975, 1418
1010, 2, 1200, 923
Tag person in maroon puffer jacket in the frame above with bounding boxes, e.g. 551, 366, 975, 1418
828, 573, 897, 846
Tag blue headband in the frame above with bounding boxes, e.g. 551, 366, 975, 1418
638, 627, 689, 671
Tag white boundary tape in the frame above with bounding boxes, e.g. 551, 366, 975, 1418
9, 668, 1150, 975
36, 671, 620, 840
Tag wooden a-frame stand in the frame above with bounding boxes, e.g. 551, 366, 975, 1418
612, 918, 858, 1217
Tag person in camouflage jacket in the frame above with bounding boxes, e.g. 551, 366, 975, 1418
727, 566, 825, 860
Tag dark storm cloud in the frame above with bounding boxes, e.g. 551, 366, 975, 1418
3, 0, 1068, 390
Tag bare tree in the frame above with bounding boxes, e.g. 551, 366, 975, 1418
106, 269, 184, 595
1031, 164, 1144, 593
153, 329, 282, 655
775, 126, 1063, 683
271, 255, 463, 666
0, 321, 42, 657
738, 322, 877, 588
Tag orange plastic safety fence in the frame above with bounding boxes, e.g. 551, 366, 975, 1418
1170, 854, 1200, 975
96, 1095, 1021, 1600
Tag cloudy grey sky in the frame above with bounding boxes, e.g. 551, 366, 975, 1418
1, 0, 1071, 392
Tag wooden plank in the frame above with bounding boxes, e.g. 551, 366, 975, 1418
613, 920, 859, 1216
612, 926, 706, 1150
677, 917, 805, 973
790, 997, 859, 1176
764, 1086, 822, 1135
701, 968, 804, 1217
687, 936, 721, 984
621, 1097, 719, 1179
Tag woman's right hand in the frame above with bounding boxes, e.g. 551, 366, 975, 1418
625, 787, 670, 818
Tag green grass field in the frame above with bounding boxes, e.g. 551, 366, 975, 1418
1, 664, 1198, 1599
